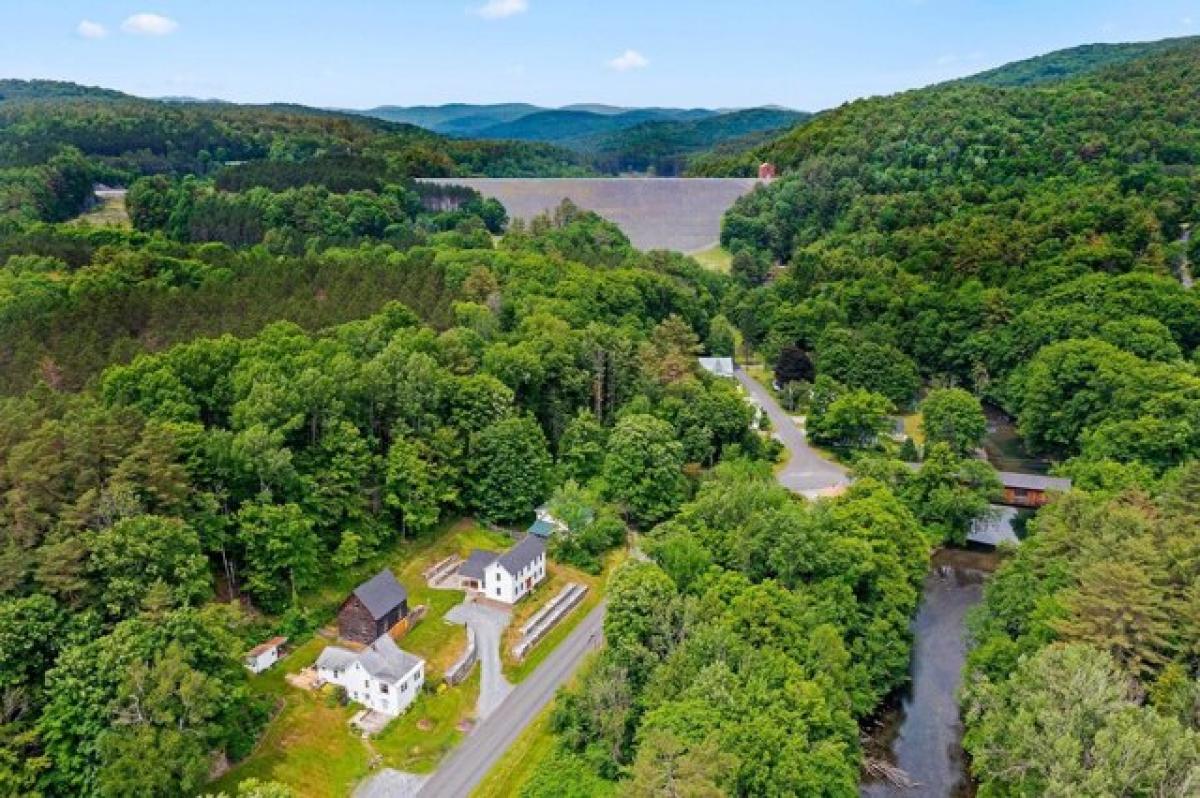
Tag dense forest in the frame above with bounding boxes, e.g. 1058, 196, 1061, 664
679, 35, 1200, 795
0, 188, 785, 794
0, 80, 589, 226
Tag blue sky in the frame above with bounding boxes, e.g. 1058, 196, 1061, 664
0, 1, 1197, 111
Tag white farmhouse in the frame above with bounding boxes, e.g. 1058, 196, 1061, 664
244, 636, 287, 674
458, 535, 547, 604
315, 634, 425, 717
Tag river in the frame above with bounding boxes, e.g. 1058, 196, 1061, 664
860, 549, 999, 798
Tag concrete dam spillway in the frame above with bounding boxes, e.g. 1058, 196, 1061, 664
420, 177, 761, 253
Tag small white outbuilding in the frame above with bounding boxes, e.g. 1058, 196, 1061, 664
244, 636, 288, 674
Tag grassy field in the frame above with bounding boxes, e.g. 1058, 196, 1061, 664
901, 412, 924, 445
469, 702, 556, 798
210, 520, 511, 797
72, 193, 129, 227
691, 244, 733, 273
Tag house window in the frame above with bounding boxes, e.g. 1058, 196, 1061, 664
400, 681, 408, 692
495, 586, 501, 596
364, 679, 371, 689
380, 683, 389, 694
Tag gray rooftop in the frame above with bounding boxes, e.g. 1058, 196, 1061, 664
996, 471, 1072, 492
459, 549, 500, 580
357, 635, 423, 682
497, 535, 546, 576
698, 357, 735, 378
315, 645, 357, 672
316, 637, 423, 683
352, 569, 409, 620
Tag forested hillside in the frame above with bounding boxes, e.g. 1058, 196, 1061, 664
582, 108, 808, 175
0, 80, 589, 227
959, 35, 1199, 87
704, 38, 1200, 473
0, 68, 948, 796
684, 34, 1200, 795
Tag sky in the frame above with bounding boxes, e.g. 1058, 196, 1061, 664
0, 1, 1197, 111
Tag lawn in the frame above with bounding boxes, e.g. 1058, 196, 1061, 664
502, 548, 625, 683
901, 411, 925, 445
72, 193, 130, 227
210, 519, 511, 797
691, 244, 732, 273
474, 651, 607, 798
371, 671, 480, 773
208, 638, 368, 798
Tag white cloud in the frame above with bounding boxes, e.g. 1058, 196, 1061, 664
77, 20, 108, 39
475, 0, 528, 19
608, 49, 649, 72
121, 13, 179, 36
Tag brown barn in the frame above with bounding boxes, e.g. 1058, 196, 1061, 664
337, 569, 409, 645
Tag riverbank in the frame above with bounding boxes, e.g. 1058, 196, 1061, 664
860, 548, 1001, 798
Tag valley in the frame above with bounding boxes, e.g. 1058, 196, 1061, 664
1, 14, 1199, 798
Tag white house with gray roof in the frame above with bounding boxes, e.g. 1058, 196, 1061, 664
315, 635, 424, 717
457, 536, 547, 604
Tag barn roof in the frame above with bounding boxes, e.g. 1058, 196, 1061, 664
968, 505, 1021, 548
352, 569, 409, 620
698, 357, 735, 378
497, 535, 546, 575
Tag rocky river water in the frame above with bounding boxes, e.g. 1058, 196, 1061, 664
860, 549, 999, 798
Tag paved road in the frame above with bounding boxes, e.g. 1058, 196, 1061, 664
417, 601, 606, 798
735, 367, 850, 497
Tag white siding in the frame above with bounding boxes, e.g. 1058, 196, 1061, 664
483, 552, 546, 604
318, 660, 424, 717
245, 646, 280, 674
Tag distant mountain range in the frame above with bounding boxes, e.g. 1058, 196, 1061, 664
358, 103, 808, 175
362, 103, 722, 138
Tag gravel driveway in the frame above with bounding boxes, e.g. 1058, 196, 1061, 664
445, 600, 513, 719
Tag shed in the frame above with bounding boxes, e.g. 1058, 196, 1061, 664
244, 636, 287, 674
